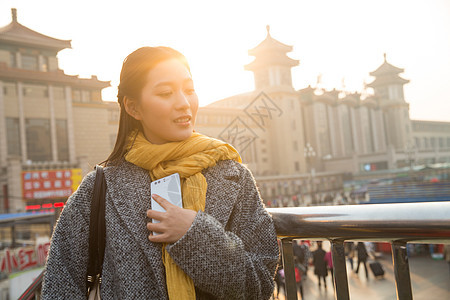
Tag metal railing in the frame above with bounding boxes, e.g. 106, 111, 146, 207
266, 201, 450, 300
19, 201, 450, 299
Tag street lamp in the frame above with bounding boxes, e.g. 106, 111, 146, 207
405, 141, 416, 179
304, 143, 316, 203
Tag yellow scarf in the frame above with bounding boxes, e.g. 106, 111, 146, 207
124, 130, 241, 300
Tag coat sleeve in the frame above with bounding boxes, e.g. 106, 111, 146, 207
166, 164, 280, 300
41, 171, 96, 299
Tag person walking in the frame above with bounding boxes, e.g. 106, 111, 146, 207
41, 46, 279, 299
294, 258, 305, 299
324, 250, 333, 285
444, 244, 450, 276
345, 241, 355, 271
312, 241, 328, 289
355, 242, 369, 279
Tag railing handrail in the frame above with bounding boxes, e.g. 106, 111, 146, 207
268, 201, 450, 300
19, 201, 450, 300
267, 201, 450, 243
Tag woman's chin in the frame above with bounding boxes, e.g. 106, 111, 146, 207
172, 130, 194, 142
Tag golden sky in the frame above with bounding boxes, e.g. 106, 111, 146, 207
1, 0, 450, 121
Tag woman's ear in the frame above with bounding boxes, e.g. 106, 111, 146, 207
123, 96, 142, 120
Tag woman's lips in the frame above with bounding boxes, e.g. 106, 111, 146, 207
174, 116, 191, 126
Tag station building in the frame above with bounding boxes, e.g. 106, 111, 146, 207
0, 9, 118, 212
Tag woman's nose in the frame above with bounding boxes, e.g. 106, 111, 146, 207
175, 91, 190, 109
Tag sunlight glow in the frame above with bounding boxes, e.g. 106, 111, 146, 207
1, 0, 449, 121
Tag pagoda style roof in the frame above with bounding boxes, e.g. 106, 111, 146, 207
367, 53, 409, 87
245, 26, 299, 70
340, 92, 361, 106
244, 54, 299, 70
298, 85, 315, 94
0, 9, 71, 51
361, 97, 378, 108
0, 63, 110, 89
369, 53, 404, 76
248, 26, 293, 55
366, 75, 409, 88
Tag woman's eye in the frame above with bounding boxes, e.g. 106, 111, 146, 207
185, 89, 195, 95
158, 92, 172, 98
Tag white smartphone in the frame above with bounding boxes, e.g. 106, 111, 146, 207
150, 173, 183, 226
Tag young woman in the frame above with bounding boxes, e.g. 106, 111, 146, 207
41, 46, 279, 299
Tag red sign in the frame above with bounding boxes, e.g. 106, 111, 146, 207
0, 242, 50, 274
22, 169, 82, 200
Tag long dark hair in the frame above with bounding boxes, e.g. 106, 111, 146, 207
102, 46, 191, 166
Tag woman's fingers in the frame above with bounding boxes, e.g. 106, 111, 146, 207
146, 196, 197, 244
146, 209, 165, 220
146, 221, 163, 233
151, 194, 174, 210
148, 232, 167, 243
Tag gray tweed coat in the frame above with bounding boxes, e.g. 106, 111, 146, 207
41, 159, 279, 299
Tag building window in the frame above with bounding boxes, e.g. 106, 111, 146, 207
23, 84, 48, 98
6, 118, 21, 156
295, 161, 300, 172
41, 56, 49, 72
52, 86, 65, 100
81, 90, 91, 102
72, 89, 91, 102
72, 89, 81, 102
21, 54, 38, 70
340, 105, 354, 155
26, 118, 52, 162
447, 137, 450, 148
56, 119, 69, 161
439, 137, 444, 148
91, 90, 101, 102
388, 85, 399, 100
3, 82, 16, 97
430, 137, 436, 148
9, 52, 16, 68
415, 137, 421, 149
423, 137, 428, 149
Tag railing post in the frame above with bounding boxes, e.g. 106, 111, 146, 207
331, 240, 350, 300
391, 241, 413, 300
280, 239, 298, 300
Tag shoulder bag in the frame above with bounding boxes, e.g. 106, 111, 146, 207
86, 165, 106, 300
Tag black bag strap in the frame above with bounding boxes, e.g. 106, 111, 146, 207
87, 165, 106, 291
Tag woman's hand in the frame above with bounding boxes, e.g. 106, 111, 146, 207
146, 194, 197, 243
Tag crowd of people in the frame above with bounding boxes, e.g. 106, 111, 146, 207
263, 191, 360, 208
273, 240, 375, 299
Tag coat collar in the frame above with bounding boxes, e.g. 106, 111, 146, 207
202, 160, 240, 226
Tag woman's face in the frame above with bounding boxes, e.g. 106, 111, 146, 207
134, 58, 199, 144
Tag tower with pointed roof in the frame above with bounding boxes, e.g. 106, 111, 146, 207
367, 54, 412, 150
245, 26, 299, 90
367, 53, 409, 102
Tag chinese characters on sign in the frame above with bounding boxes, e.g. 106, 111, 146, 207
22, 169, 82, 200
0, 242, 50, 274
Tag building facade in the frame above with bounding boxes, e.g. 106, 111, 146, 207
1, 11, 448, 211
0, 9, 118, 212
195, 26, 450, 205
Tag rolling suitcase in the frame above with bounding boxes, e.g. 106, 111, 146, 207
369, 261, 385, 277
